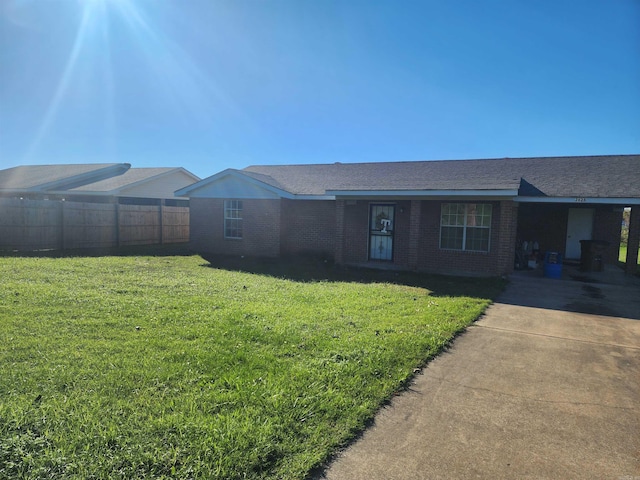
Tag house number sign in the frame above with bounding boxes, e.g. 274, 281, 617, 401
575, 198, 586, 203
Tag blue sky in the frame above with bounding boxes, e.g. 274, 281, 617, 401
1, 0, 639, 179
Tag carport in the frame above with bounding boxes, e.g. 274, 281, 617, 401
514, 199, 640, 276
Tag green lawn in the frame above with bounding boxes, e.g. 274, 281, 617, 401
0, 249, 504, 479
619, 244, 640, 264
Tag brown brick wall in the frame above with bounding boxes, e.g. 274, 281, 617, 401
339, 200, 411, 264
280, 199, 336, 259
338, 200, 508, 276
495, 200, 518, 275
191, 196, 626, 275
189, 198, 281, 257
342, 201, 370, 263
407, 200, 422, 269
390, 201, 412, 266
415, 201, 440, 269
592, 206, 623, 264
189, 198, 218, 253
335, 200, 345, 264
415, 200, 507, 276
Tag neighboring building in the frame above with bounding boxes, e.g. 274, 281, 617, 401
0, 163, 200, 204
0, 163, 130, 197
178, 154, 640, 276
65, 167, 200, 205
0, 163, 201, 251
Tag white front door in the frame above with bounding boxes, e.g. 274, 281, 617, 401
565, 208, 594, 259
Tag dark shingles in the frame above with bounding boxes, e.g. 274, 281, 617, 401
241, 155, 640, 198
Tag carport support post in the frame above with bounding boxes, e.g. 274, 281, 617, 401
496, 200, 518, 276
625, 206, 639, 274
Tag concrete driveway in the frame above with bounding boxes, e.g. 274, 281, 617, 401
320, 267, 640, 479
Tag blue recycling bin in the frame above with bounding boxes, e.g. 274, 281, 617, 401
543, 251, 563, 279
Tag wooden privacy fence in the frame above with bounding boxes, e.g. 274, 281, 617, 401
0, 198, 189, 251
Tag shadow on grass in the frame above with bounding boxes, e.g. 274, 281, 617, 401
0, 246, 506, 299
0, 243, 194, 258
202, 253, 507, 299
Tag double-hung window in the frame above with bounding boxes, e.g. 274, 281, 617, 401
224, 200, 243, 239
440, 203, 492, 252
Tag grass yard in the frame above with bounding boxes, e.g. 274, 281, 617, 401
619, 244, 640, 264
0, 248, 504, 479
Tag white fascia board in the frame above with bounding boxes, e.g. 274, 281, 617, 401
0, 188, 31, 194
327, 189, 519, 197
515, 196, 640, 205
291, 195, 336, 200
43, 187, 112, 197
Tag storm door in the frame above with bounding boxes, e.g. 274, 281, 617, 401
369, 204, 395, 261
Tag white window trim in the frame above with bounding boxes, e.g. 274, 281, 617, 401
224, 200, 243, 239
439, 203, 492, 252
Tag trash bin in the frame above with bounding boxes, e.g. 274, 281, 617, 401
543, 251, 563, 279
579, 240, 610, 272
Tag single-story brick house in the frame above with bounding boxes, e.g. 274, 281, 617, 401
176, 155, 640, 276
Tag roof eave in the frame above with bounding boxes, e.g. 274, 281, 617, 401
290, 194, 336, 200
515, 196, 640, 205
327, 189, 519, 198
31, 163, 130, 192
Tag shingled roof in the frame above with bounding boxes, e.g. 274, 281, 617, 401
239, 155, 640, 198
175, 155, 640, 200
0, 163, 130, 192
68, 167, 198, 193
241, 160, 523, 195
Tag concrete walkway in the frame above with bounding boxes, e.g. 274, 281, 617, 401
320, 269, 640, 479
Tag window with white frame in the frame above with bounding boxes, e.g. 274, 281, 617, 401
224, 200, 243, 239
440, 203, 492, 252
